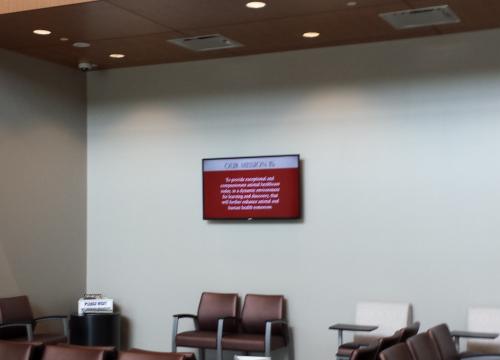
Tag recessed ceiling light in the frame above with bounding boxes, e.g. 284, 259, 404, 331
302, 32, 320, 38
73, 42, 90, 48
59, 37, 69, 42
109, 53, 125, 59
246, 1, 266, 9
33, 29, 51, 36
347, 1, 358, 6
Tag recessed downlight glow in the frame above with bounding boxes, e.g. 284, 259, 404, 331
73, 42, 90, 48
246, 1, 266, 9
347, 1, 358, 6
302, 32, 320, 38
33, 29, 51, 35
109, 53, 125, 59
59, 37, 69, 42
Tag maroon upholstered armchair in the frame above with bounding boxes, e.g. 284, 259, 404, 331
379, 343, 414, 360
172, 292, 239, 360
0, 340, 40, 360
121, 349, 194, 360
218, 294, 289, 360
0, 296, 68, 344
350, 343, 380, 360
42, 345, 107, 360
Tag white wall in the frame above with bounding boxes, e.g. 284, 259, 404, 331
0, 49, 87, 317
87, 29, 500, 359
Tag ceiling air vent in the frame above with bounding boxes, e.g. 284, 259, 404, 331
380, 5, 460, 29
168, 34, 242, 52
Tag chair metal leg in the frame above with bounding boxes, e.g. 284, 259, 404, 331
265, 321, 272, 357
199, 349, 205, 360
172, 317, 179, 352
216, 319, 224, 360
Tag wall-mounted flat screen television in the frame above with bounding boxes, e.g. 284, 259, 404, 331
203, 154, 301, 220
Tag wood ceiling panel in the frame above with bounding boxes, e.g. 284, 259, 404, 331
2, 0, 500, 70
106, 0, 404, 30
407, 0, 500, 34
0, 0, 97, 15
0, 1, 169, 50
182, 3, 436, 52
15, 32, 241, 69
10, 2, 440, 70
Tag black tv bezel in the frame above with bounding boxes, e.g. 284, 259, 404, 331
202, 154, 302, 221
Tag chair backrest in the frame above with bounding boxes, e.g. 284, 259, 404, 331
196, 292, 239, 332
379, 343, 413, 360
42, 345, 106, 360
467, 307, 500, 353
407, 333, 441, 360
378, 330, 404, 355
351, 343, 380, 360
400, 322, 421, 342
354, 302, 412, 343
57, 344, 116, 360
0, 340, 34, 360
428, 323, 459, 360
240, 294, 285, 335
120, 349, 186, 360
0, 296, 34, 339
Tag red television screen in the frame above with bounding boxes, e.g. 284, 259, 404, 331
203, 155, 301, 220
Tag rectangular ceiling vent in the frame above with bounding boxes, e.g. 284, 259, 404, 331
168, 34, 242, 52
380, 5, 460, 29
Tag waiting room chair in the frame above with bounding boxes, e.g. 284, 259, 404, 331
407, 332, 442, 360
467, 308, 500, 353
172, 292, 239, 360
378, 330, 406, 355
0, 296, 68, 344
42, 344, 107, 360
0, 340, 39, 360
218, 294, 288, 360
127, 349, 195, 360
119, 349, 186, 360
379, 343, 413, 360
333, 302, 412, 358
350, 343, 380, 360
400, 322, 421, 342
57, 343, 117, 360
337, 327, 404, 359
429, 323, 464, 360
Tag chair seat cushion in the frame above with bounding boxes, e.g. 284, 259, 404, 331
176, 331, 217, 349
221, 333, 286, 352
